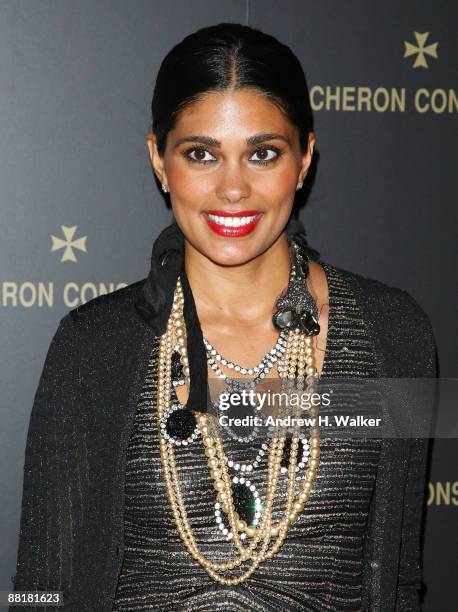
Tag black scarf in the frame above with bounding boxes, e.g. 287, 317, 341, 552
134, 218, 319, 413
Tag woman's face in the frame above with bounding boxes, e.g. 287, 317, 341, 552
147, 88, 315, 266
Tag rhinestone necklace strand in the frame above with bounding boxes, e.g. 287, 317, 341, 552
203, 330, 288, 379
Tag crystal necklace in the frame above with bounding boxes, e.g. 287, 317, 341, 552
204, 330, 288, 379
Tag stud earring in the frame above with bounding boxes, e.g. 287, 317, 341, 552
296, 180, 303, 191
161, 183, 169, 193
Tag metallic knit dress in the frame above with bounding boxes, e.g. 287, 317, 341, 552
112, 263, 382, 611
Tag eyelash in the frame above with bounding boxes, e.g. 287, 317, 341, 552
182, 145, 283, 166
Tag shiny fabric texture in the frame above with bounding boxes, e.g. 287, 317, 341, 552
10, 257, 437, 611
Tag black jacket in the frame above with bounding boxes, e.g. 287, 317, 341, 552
10, 261, 438, 611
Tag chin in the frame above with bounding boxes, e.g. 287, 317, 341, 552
200, 233, 280, 268
201, 242, 254, 266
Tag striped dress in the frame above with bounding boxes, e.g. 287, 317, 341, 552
112, 262, 381, 611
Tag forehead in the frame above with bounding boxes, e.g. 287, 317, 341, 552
171, 89, 296, 139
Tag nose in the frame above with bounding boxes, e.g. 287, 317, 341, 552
215, 163, 251, 204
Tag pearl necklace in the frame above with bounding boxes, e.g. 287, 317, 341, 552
157, 277, 321, 584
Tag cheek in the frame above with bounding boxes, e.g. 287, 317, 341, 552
255, 173, 296, 221
166, 165, 211, 208
250, 161, 297, 203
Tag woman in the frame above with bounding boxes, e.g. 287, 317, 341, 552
11, 23, 437, 612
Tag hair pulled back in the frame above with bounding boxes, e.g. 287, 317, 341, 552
152, 22, 314, 158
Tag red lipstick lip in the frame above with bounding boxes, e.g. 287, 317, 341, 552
203, 211, 262, 237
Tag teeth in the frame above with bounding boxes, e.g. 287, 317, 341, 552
207, 214, 258, 227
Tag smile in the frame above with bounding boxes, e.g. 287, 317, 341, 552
203, 210, 262, 237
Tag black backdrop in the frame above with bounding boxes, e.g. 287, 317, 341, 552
1, 1, 456, 609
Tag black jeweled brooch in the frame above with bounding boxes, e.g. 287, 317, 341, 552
272, 240, 320, 337
160, 401, 200, 446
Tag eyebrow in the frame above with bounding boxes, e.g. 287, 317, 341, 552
173, 133, 291, 149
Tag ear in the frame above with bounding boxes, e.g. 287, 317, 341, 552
299, 132, 316, 182
146, 132, 168, 189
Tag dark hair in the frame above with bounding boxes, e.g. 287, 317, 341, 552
152, 22, 314, 158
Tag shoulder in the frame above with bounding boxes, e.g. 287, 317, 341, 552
39, 278, 152, 387
321, 261, 437, 376
54, 277, 148, 344
68, 277, 146, 321
323, 261, 433, 328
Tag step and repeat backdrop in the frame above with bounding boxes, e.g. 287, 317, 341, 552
1, 1, 456, 609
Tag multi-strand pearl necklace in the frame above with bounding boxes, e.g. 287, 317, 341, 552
157, 277, 321, 584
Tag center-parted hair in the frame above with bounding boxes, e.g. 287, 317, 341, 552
151, 22, 314, 156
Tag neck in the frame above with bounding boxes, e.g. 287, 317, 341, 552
184, 233, 291, 332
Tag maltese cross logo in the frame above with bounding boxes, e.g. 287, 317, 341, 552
404, 32, 438, 68
50, 225, 87, 262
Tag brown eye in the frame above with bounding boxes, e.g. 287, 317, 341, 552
249, 147, 281, 164
184, 147, 216, 164
193, 149, 207, 161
